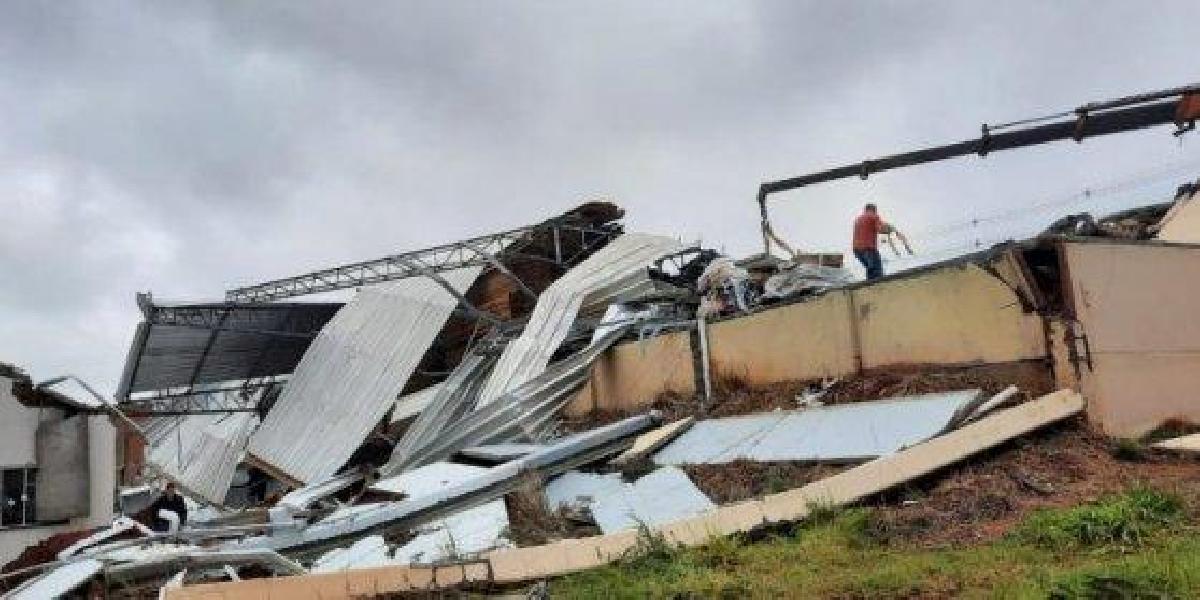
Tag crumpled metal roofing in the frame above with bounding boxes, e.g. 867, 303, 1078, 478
476, 233, 684, 406
382, 326, 629, 476
231, 414, 654, 554
145, 411, 259, 505
544, 466, 714, 534
653, 389, 983, 465
247, 267, 482, 484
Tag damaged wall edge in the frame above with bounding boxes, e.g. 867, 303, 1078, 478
566, 254, 1050, 416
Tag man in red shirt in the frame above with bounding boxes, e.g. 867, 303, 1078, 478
852, 203, 894, 280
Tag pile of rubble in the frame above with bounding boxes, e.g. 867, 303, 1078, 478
7, 184, 1200, 598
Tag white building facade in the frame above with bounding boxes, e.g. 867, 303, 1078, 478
0, 372, 116, 564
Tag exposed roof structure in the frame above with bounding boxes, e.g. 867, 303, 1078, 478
145, 412, 259, 505
116, 297, 344, 402
247, 267, 483, 485
477, 232, 684, 406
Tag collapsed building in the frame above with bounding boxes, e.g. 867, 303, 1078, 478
5, 85, 1200, 598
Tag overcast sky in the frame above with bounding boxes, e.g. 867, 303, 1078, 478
2, 1, 1199, 392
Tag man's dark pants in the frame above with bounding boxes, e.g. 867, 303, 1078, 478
854, 248, 884, 280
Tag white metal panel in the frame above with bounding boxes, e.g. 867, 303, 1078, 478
544, 467, 714, 534
248, 267, 482, 484
653, 390, 981, 465
477, 234, 683, 406
146, 412, 258, 505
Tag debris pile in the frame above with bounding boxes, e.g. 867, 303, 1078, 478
8, 189, 1200, 598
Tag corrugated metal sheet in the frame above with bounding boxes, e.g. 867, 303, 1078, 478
248, 267, 483, 484
8, 558, 103, 600
117, 302, 343, 397
476, 233, 683, 406
391, 382, 445, 424
230, 414, 654, 553
382, 326, 630, 475
653, 390, 982, 465
374, 462, 511, 565
544, 466, 714, 534
146, 412, 258, 505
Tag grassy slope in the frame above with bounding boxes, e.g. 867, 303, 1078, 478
553, 488, 1200, 599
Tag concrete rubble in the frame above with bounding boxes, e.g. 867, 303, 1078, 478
7, 190, 1200, 599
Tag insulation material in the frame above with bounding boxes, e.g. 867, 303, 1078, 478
544, 467, 714, 534
146, 412, 258, 505
248, 267, 482, 484
476, 233, 683, 406
374, 463, 512, 565
654, 389, 982, 465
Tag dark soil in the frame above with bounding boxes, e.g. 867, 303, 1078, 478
861, 418, 1200, 548
684, 461, 852, 505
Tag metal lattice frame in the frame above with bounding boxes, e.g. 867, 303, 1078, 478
225, 221, 620, 303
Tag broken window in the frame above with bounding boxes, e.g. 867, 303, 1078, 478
1, 467, 37, 526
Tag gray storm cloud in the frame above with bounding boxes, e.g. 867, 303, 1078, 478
1, 1, 1198, 390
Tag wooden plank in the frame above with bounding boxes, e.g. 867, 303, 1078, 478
1153, 433, 1200, 453
243, 453, 304, 490
610, 417, 694, 466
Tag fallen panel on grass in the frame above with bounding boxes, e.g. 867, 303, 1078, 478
164, 391, 1083, 598
544, 466, 714, 534
654, 389, 983, 465
248, 267, 482, 484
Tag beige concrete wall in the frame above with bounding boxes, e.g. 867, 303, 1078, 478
564, 261, 1048, 416
1064, 241, 1200, 436
853, 263, 1046, 368
564, 330, 695, 416
1155, 190, 1200, 243
707, 291, 857, 384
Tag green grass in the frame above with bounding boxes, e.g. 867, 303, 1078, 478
1011, 487, 1183, 550
553, 488, 1200, 599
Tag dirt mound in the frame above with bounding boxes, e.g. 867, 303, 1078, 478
864, 419, 1200, 548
